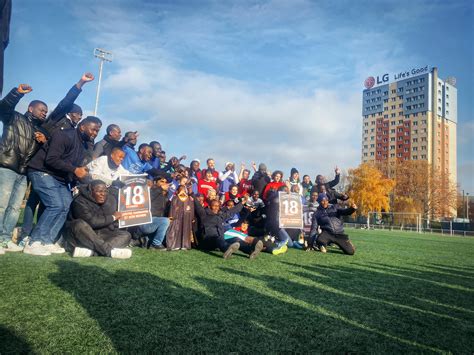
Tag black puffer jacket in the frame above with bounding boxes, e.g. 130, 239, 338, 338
194, 198, 243, 238
309, 204, 355, 237
0, 88, 42, 174
69, 185, 118, 232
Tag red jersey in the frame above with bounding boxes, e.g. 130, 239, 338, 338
198, 179, 217, 197
238, 179, 253, 195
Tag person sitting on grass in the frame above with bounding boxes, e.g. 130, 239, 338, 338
139, 174, 171, 251
222, 199, 241, 231
63, 180, 132, 259
193, 197, 244, 259
308, 193, 357, 255
224, 219, 288, 259
223, 220, 264, 259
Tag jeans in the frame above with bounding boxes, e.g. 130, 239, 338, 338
0, 167, 27, 242
139, 217, 170, 246
28, 171, 72, 245
20, 184, 44, 240
276, 228, 294, 248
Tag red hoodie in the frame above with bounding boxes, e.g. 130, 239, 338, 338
262, 181, 286, 201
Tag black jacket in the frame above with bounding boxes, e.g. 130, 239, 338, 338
194, 198, 243, 238
0, 88, 42, 174
28, 128, 89, 183
69, 185, 118, 232
150, 186, 170, 217
40, 85, 82, 137
251, 171, 271, 196
309, 204, 355, 237
93, 135, 126, 159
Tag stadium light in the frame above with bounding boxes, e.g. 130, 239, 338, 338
93, 48, 113, 116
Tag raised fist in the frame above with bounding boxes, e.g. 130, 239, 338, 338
17, 84, 32, 94
335, 166, 340, 175
351, 203, 358, 210
81, 72, 95, 82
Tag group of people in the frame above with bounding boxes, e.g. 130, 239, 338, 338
0, 73, 357, 259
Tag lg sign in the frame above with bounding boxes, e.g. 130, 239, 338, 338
364, 74, 389, 89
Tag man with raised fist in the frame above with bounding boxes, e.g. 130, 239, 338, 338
26, 112, 102, 256
41, 72, 94, 135
0, 83, 48, 254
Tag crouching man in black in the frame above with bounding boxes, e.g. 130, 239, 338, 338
309, 193, 357, 255
63, 180, 132, 259
193, 197, 245, 259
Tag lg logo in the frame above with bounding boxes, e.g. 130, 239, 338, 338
364, 74, 389, 89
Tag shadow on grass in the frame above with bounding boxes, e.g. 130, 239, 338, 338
220, 262, 474, 354
0, 325, 32, 354
47, 259, 464, 353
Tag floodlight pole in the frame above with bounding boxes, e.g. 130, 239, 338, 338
93, 48, 113, 116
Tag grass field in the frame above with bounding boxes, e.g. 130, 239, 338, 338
1, 229, 473, 354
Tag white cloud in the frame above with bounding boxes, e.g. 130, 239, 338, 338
64, 0, 466, 182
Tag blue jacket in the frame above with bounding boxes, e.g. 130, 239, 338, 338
122, 145, 152, 174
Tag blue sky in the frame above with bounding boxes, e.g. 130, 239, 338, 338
3, 0, 474, 191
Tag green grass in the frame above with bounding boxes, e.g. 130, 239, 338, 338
1, 229, 473, 353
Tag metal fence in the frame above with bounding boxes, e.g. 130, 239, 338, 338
344, 223, 474, 237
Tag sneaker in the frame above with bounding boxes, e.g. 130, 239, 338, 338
249, 240, 263, 259
149, 244, 166, 251
18, 236, 29, 248
319, 245, 327, 253
111, 248, 132, 259
73, 247, 93, 258
23, 242, 51, 256
272, 244, 288, 256
5, 241, 24, 252
0, 246, 5, 255
223, 242, 240, 259
44, 243, 66, 254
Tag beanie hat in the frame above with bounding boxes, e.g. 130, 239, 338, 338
69, 104, 83, 115
291, 168, 298, 176
317, 193, 328, 203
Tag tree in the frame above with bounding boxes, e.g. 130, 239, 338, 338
346, 163, 395, 216
390, 161, 457, 220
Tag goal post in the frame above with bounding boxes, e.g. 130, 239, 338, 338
367, 211, 422, 233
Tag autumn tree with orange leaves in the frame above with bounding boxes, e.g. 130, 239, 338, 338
346, 163, 395, 216
389, 161, 457, 220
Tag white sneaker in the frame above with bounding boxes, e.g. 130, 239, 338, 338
111, 248, 132, 259
0, 246, 5, 255
44, 243, 66, 254
5, 241, 24, 252
23, 242, 51, 256
73, 247, 93, 258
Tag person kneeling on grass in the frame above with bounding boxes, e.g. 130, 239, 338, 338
63, 180, 132, 259
224, 220, 263, 259
193, 197, 244, 259
308, 193, 357, 255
